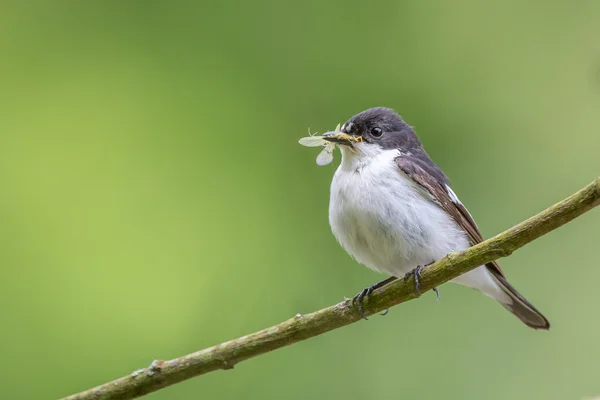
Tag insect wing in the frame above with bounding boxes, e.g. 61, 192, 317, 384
316, 143, 335, 166
298, 136, 326, 147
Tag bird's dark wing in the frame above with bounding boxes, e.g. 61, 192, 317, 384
396, 155, 505, 278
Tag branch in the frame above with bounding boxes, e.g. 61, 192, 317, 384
62, 178, 600, 400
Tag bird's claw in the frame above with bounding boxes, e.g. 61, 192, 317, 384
404, 264, 426, 296
351, 276, 397, 320
404, 264, 440, 300
352, 286, 374, 320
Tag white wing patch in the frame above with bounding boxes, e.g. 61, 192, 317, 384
445, 184, 461, 204
445, 184, 476, 223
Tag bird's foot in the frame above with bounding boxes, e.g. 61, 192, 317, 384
404, 265, 425, 296
351, 276, 397, 320
404, 262, 440, 299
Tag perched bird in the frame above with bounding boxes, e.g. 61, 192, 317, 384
322, 107, 550, 330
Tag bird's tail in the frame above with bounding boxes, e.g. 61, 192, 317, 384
488, 269, 550, 330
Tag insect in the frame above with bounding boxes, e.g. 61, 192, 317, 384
298, 124, 341, 166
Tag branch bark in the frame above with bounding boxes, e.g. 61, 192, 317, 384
62, 178, 600, 400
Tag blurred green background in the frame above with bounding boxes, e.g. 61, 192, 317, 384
1, 1, 599, 399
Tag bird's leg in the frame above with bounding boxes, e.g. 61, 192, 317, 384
404, 261, 440, 299
352, 276, 398, 320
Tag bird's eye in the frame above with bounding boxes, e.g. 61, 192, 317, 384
371, 127, 383, 137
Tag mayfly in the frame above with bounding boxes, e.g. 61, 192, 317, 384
298, 124, 342, 166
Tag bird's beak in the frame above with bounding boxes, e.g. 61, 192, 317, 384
322, 130, 361, 146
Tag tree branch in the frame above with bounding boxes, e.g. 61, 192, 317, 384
62, 178, 599, 400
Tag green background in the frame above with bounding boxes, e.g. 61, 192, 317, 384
1, 1, 599, 399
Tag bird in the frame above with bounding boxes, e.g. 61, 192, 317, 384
321, 107, 550, 330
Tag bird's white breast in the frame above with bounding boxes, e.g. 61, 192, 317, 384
328, 146, 470, 277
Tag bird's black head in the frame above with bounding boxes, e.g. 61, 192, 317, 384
323, 107, 423, 151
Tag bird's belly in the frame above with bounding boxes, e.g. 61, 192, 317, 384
329, 167, 470, 277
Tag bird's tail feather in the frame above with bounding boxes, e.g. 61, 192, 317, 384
488, 269, 550, 330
